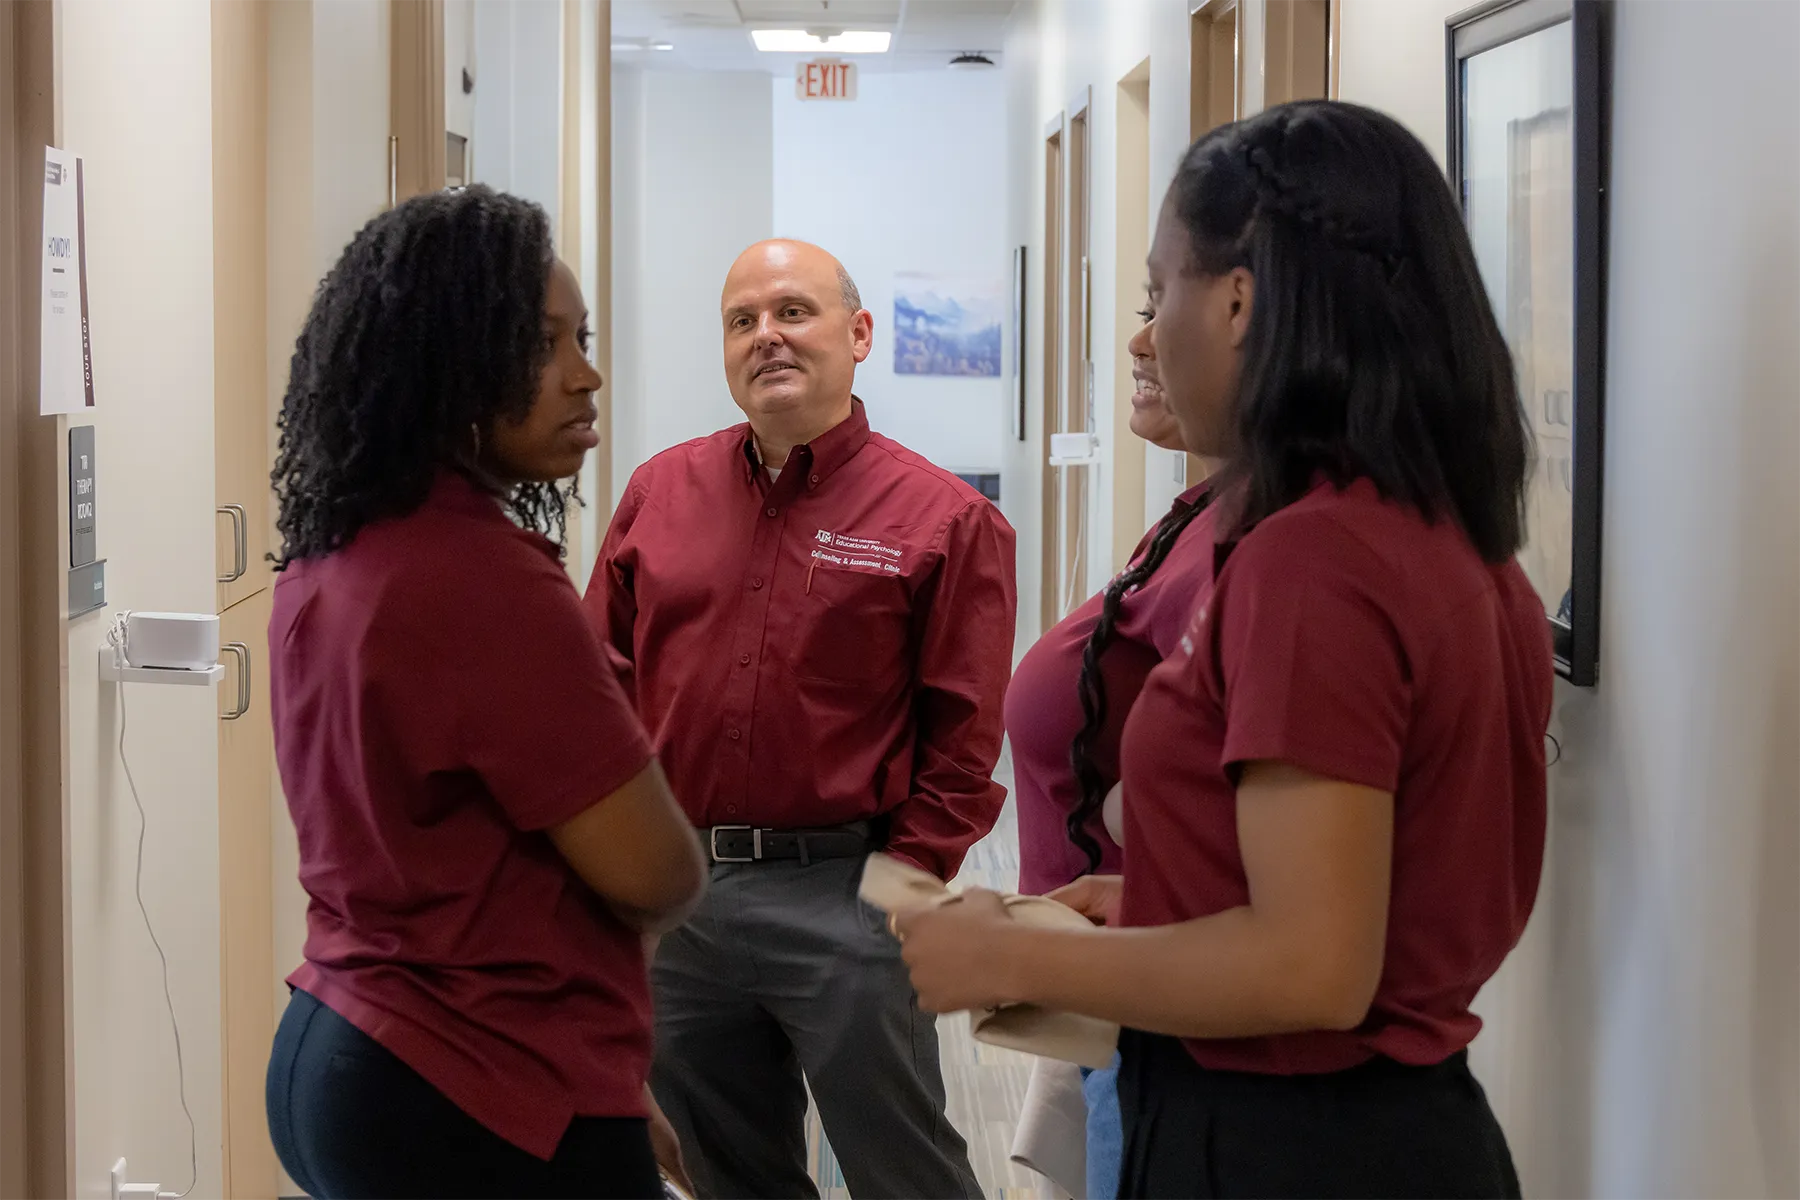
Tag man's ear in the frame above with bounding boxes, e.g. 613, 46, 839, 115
851, 308, 875, 364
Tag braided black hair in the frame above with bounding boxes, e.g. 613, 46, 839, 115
1066, 489, 1212, 873
271, 185, 573, 568
1166, 100, 1529, 563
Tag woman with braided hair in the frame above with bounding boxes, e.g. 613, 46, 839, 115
1006, 310, 1215, 1199
896, 101, 1550, 1197
265, 185, 705, 1198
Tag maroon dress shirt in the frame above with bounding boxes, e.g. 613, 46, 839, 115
586, 400, 1018, 879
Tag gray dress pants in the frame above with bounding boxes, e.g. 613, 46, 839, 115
650, 855, 983, 1200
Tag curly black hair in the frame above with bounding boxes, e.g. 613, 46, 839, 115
271, 185, 575, 568
1066, 488, 1212, 874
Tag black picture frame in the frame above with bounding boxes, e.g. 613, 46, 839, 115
1447, 0, 1610, 686
1011, 245, 1028, 441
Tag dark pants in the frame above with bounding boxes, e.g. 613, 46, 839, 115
650, 855, 981, 1200
267, 988, 662, 1200
1117, 1029, 1521, 1199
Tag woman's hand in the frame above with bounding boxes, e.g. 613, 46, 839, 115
644, 1085, 695, 1196
1047, 874, 1123, 926
893, 890, 1021, 1014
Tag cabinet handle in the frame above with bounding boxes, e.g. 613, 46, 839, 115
217, 504, 247, 583
221, 642, 250, 721
388, 135, 399, 208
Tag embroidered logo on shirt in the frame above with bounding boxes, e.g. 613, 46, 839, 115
811, 529, 904, 576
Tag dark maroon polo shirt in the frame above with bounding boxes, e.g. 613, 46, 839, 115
1006, 484, 1216, 895
586, 399, 1018, 880
1120, 478, 1553, 1073
270, 472, 655, 1159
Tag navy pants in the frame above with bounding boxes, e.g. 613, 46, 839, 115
267, 988, 662, 1199
1117, 1029, 1521, 1199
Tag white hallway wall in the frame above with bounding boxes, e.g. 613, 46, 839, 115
58, 2, 223, 1196
1013, 0, 1800, 1195
772, 69, 1008, 474
610, 67, 774, 496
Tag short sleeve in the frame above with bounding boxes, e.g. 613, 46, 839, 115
459, 551, 654, 831
1210, 514, 1410, 793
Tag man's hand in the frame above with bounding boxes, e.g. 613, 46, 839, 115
1047, 874, 1123, 927
645, 1085, 694, 1196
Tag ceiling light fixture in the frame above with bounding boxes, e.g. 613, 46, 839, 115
948, 51, 996, 70
751, 28, 892, 54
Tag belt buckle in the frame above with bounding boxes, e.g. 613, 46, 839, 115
709, 825, 761, 863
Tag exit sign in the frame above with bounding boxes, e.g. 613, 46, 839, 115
796, 58, 857, 101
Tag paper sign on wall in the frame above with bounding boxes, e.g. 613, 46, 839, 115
796, 58, 857, 101
40, 147, 94, 416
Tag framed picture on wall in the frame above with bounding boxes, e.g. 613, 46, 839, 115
1012, 245, 1027, 441
1447, 0, 1610, 686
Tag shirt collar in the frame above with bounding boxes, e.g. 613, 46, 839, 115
739, 397, 872, 492
428, 469, 508, 518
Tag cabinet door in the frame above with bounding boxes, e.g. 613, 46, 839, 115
217, 586, 276, 1200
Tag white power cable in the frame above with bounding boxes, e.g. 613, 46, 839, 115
106, 611, 200, 1200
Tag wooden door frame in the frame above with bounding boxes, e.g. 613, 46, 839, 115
0, 4, 72, 1197
1111, 60, 1152, 573
212, 2, 278, 1195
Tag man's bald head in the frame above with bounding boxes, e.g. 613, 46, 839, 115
723, 239, 863, 315
720, 239, 874, 454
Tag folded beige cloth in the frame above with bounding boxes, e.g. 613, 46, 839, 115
1009, 1056, 1088, 1199
858, 853, 1120, 1070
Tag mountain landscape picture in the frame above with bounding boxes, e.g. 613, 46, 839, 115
893, 273, 1004, 377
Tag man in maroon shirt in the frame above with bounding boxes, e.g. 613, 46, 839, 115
586, 239, 1016, 1198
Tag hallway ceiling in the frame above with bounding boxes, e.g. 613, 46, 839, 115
613, 0, 1016, 73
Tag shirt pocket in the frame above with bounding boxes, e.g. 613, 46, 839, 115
789, 566, 912, 684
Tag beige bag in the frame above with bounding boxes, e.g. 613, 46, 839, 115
858, 853, 1120, 1070
1009, 1056, 1089, 1199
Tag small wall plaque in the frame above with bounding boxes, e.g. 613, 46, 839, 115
69, 424, 97, 567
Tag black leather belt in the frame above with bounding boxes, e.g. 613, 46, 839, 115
704, 824, 872, 865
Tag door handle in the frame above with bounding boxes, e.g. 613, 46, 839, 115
221, 642, 250, 721
217, 504, 247, 583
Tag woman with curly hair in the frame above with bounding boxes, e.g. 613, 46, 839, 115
264, 185, 705, 1199
897, 101, 1550, 1198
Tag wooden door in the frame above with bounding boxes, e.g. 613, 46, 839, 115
1264, 0, 1331, 107
1186, 0, 1242, 488
391, 0, 447, 206
1037, 124, 1064, 636
211, 4, 278, 1196
1058, 103, 1092, 616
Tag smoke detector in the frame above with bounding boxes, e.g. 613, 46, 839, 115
948, 51, 996, 70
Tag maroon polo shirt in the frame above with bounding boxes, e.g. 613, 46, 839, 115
586, 399, 1017, 880
1120, 477, 1553, 1072
270, 472, 656, 1159
1007, 484, 1215, 895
